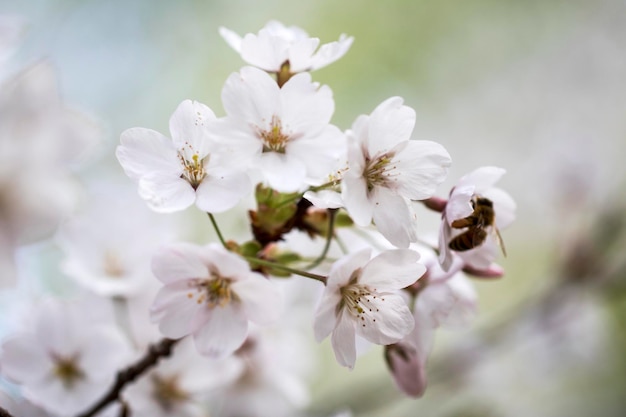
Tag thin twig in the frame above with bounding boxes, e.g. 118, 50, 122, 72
75, 338, 180, 417
207, 213, 227, 248
245, 257, 327, 284
303, 209, 337, 270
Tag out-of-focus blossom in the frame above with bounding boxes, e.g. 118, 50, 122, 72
209, 66, 345, 192
219, 20, 353, 74
0, 61, 99, 286
314, 249, 424, 369
57, 185, 178, 297
0, 299, 132, 415
208, 326, 311, 417
150, 243, 283, 358
123, 338, 241, 417
439, 166, 516, 271
342, 97, 451, 248
117, 99, 251, 214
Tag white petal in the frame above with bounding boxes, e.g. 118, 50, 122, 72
1, 336, 52, 383
117, 128, 181, 180
483, 187, 517, 229
303, 190, 344, 209
193, 304, 248, 358
286, 37, 319, 72
313, 290, 342, 342
194, 168, 251, 213
371, 187, 416, 248
256, 152, 307, 192
169, 100, 216, 157
240, 31, 288, 72
202, 245, 250, 278
287, 124, 346, 181
205, 117, 261, 165
310, 34, 354, 71
393, 140, 451, 200
221, 66, 279, 123
231, 276, 283, 325
342, 174, 372, 227
80, 327, 132, 380
327, 248, 372, 289
151, 282, 204, 339
360, 249, 424, 289
137, 175, 196, 213
330, 310, 357, 369
357, 294, 414, 345
459, 166, 506, 192
438, 220, 455, 272
218, 26, 243, 53
446, 184, 475, 225
151, 243, 208, 284
281, 73, 334, 132
366, 97, 416, 156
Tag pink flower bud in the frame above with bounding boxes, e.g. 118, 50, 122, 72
384, 342, 427, 398
462, 263, 504, 279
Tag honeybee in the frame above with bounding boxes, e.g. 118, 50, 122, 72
448, 196, 507, 256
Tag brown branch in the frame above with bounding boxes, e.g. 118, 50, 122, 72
0, 407, 13, 417
75, 338, 180, 417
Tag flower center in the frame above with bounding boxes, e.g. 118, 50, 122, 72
52, 354, 84, 389
363, 152, 396, 193
103, 249, 125, 278
258, 115, 290, 153
187, 270, 238, 308
151, 374, 189, 411
338, 270, 383, 328
178, 143, 207, 189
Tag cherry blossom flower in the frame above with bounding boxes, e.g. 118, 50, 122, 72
150, 243, 283, 358
219, 20, 353, 74
0, 299, 132, 416
209, 66, 345, 192
314, 249, 424, 369
57, 185, 179, 297
439, 166, 516, 271
123, 338, 241, 417
342, 97, 451, 248
208, 327, 312, 417
116, 99, 251, 213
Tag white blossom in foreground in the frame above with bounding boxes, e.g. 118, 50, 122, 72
123, 338, 241, 417
0, 299, 132, 415
439, 166, 516, 271
219, 20, 353, 74
342, 97, 451, 248
116, 99, 251, 213
150, 243, 283, 358
210, 66, 345, 192
314, 249, 424, 369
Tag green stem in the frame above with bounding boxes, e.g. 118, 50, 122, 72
304, 209, 337, 270
245, 257, 327, 284
207, 213, 227, 248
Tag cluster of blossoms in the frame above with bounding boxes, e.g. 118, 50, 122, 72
0, 19, 515, 417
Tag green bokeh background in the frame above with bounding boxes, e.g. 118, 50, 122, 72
3, 0, 626, 415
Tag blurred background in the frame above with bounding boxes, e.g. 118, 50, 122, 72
2, 0, 626, 415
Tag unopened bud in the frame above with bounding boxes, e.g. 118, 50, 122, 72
462, 263, 504, 279
421, 196, 447, 213
384, 342, 427, 398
